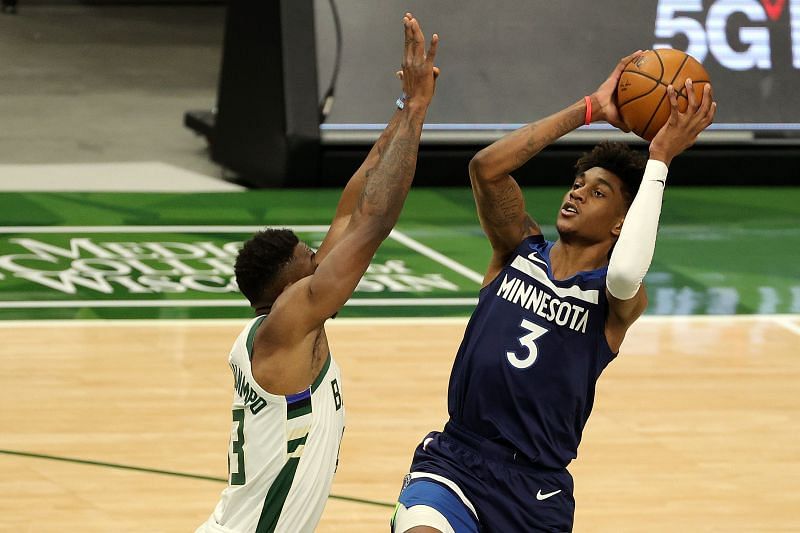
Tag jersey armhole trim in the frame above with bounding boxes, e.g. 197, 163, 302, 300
249, 352, 332, 400
310, 353, 332, 393
246, 315, 267, 361
480, 235, 549, 295
241, 316, 331, 401
600, 300, 620, 358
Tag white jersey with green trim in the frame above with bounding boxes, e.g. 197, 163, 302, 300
197, 315, 345, 533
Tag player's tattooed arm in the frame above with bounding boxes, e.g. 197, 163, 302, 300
301, 15, 436, 325
315, 109, 404, 263
468, 106, 587, 283
301, 110, 425, 323
468, 103, 584, 273
471, 175, 540, 242
470, 166, 541, 286
271, 13, 439, 335
316, 13, 441, 264
469, 51, 646, 285
470, 103, 584, 185
352, 116, 422, 226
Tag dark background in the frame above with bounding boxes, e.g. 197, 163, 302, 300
1, 0, 798, 187
314, 0, 800, 126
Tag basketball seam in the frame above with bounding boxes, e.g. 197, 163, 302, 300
675, 79, 710, 98
640, 51, 690, 139
621, 70, 709, 90
618, 77, 661, 110
618, 50, 666, 121
655, 48, 666, 81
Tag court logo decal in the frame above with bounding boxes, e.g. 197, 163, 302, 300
0, 226, 482, 312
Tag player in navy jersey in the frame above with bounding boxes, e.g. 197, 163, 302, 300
391, 52, 716, 532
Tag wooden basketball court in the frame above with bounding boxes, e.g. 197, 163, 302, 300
1, 316, 799, 532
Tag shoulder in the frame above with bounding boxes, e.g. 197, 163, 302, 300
512, 234, 549, 258
258, 277, 319, 342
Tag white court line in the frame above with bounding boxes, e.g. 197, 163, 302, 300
0, 227, 795, 327
390, 229, 484, 285
0, 299, 247, 309
0, 298, 478, 309
345, 298, 476, 306
773, 318, 800, 336
0, 315, 798, 329
0, 225, 483, 309
0, 317, 471, 328
639, 314, 800, 323
0, 225, 330, 234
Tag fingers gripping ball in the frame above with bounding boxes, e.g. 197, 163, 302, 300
617, 49, 711, 141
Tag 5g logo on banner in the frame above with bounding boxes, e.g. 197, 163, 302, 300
654, 0, 800, 70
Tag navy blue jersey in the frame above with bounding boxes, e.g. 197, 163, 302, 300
447, 235, 616, 469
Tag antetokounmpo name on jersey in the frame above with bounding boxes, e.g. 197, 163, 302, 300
230, 362, 268, 414
496, 274, 590, 333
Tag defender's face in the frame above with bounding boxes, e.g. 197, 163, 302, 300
276, 242, 318, 293
556, 167, 627, 242
289, 242, 318, 282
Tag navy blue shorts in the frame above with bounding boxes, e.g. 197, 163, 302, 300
399, 422, 575, 532
393, 474, 480, 532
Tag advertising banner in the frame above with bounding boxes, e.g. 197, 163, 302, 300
317, 0, 800, 127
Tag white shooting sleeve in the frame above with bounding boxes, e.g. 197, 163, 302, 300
606, 159, 669, 300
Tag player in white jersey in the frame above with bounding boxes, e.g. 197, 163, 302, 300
197, 316, 345, 533
196, 13, 440, 533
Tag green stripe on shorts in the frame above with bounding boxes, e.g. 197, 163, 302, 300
287, 435, 307, 454
255, 457, 301, 533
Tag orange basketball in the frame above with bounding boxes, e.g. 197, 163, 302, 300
616, 49, 711, 141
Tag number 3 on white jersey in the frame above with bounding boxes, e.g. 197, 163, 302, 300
506, 319, 549, 369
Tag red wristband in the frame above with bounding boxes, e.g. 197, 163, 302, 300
584, 95, 592, 126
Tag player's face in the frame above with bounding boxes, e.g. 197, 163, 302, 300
277, 243, 318, 291
288, 242, 318, 282
556, 167, 627, 243
271, 243, 318, 301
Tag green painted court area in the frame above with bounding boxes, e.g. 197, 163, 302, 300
0, 188, 797, 319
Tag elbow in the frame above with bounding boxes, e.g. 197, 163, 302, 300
469, 151, 489, 181
606, 265, 642, 301
469, 150, 503, 184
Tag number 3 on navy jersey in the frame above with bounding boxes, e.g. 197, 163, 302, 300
506, 319, 549, 369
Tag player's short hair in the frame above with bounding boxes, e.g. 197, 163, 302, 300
235, 229, 299, 305
575, 141, 647, 208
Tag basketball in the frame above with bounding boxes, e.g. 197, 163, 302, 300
616, 48, 711, 141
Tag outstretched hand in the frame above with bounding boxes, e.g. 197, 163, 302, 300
649, 79, 716, 165
398, 13, 439, 107
590, 50, 644, 131
396, 68, 440, 82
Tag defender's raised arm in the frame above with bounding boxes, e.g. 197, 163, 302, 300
272, 14, 439, 336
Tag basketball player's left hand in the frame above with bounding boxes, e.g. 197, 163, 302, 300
395, 15, 440, 84
590, 50, 644, 131
397, 13, 440, 107
396, 66, 440, 82
649, 79, 716, 165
